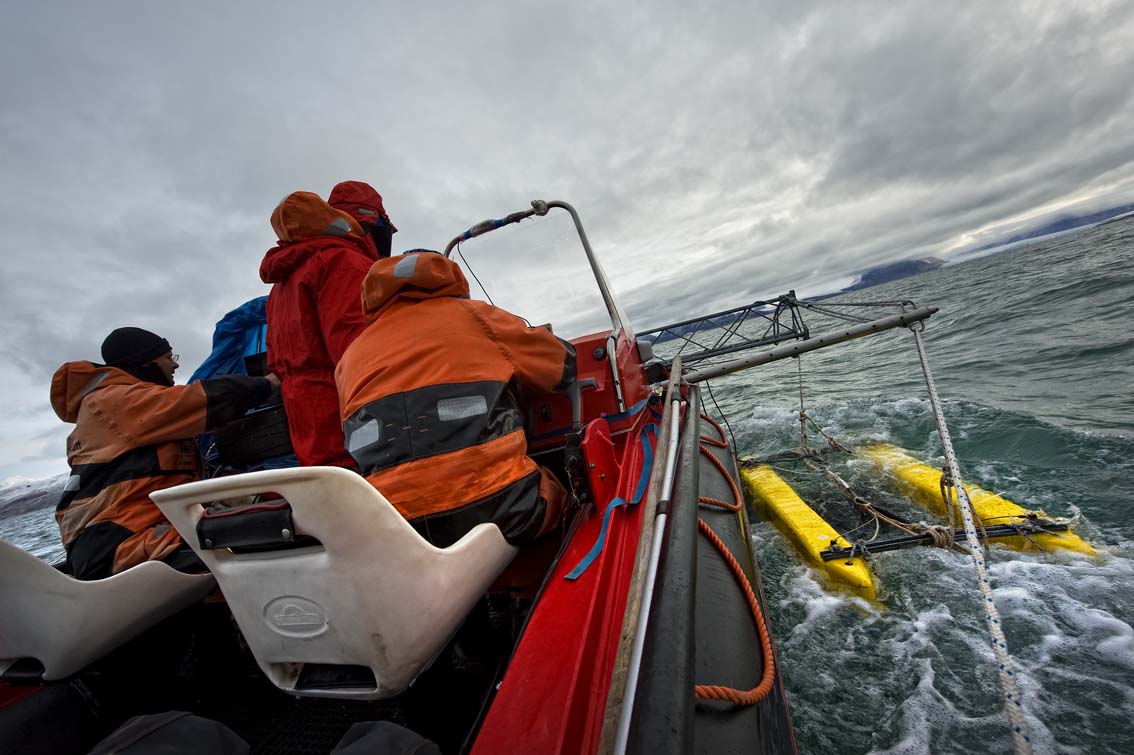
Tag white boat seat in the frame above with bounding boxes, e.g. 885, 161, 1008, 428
0, 539, 215, 681
150, 466, 518, 700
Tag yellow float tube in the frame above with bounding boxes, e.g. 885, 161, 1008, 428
863, 444, 1096, 557
741, 464, 876, 601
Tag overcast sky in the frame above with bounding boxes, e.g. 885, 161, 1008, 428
2, 1, 1133, 481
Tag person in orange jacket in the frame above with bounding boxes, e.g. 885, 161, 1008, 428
336, 251, 576, 547
328, 180, 397, 260
260, 191, 377, 468
52, 327, 277, 579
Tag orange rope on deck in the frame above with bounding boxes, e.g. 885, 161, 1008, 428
693, 418, 776, 707
699, 413, 729, 448
694, 518, 776, 706
698, 446, 742, 512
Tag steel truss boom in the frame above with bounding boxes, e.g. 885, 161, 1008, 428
683, 306, 938, 383
638, 292, 808, 365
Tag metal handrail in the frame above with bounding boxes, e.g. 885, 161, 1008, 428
443, 199, 632, 340
612, 357, 684, 754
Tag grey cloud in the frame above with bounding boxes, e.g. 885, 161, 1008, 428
2, 0, 1133, 479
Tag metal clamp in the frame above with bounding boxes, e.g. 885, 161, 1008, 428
565, 378, 598, 431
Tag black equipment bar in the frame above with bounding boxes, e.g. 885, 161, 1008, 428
819, 520, 1071, 561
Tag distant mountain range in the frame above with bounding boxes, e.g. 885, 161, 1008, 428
817, 257, 945, 298
0, 474, 65, 519
645, 202, 1134, 344
969, 202, 1134, 254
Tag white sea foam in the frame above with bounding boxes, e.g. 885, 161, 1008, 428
757, 520, 1134, 754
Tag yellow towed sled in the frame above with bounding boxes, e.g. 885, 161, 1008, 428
739, 439, 1095, 602
863, 444, 1096, 557
741, 464, 876, 601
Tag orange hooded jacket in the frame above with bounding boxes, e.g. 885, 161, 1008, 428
260, 192, 375, 468
51, 361, 270, 578
335, 252, 576, 547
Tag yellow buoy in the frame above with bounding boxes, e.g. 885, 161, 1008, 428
863, 444, 1096, 557
740, 464, 876, 601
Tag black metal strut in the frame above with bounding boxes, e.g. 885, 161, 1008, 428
819, 520, 1071, 561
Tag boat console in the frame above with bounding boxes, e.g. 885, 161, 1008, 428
527, 328, 654, 453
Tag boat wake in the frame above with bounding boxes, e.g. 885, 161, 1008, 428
735, 393, 1134, 754
753, 527, 1134, 755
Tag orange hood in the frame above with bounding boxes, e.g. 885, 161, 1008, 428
361, 252, 470, 321
270, 191, 363, 243
50, 361, 137, 423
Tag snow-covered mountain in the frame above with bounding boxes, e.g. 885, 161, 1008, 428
0, 474, 66, 519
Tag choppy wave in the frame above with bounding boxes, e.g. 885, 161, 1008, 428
727, 220, 1134, 754
751, 518, 1134, 755
0, 506, 63, 562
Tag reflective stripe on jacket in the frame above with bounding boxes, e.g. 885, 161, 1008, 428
336, 252, 575, 545
50, 361, 269, 578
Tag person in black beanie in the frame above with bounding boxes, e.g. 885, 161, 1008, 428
50, 327, 280, 579
100, 326, 180, 386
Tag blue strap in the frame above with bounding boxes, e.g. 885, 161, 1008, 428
527, 395, 653, 444
565, 422, 658, 581
605, 396, 652, 425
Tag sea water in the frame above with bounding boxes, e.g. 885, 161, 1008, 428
701, 215, 1134, 754
4, 217, 1132, 754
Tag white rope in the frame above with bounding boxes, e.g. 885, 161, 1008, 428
911, 324, 1032, 755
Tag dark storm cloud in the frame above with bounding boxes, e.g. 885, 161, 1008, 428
2, 0, 1133, 478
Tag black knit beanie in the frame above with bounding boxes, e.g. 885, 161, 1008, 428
101, 327, 171, 367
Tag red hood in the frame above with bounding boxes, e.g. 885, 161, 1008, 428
329, 180, 396, 232
361, 252, 469, 321
50, 361, 137, 423
260, 235, 375, 283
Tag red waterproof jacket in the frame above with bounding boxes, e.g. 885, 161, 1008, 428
260, 192, 376, 467
336, 252, 576, 547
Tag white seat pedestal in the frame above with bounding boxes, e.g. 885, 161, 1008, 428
151, 466, 518, 700
0, 539, 215, 681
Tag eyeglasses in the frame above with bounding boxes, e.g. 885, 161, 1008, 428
169, 353, 180, 363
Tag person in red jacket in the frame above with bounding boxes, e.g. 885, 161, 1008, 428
260, 191, 376, 468
328, 180, 397, 260
336, 251, 576, 548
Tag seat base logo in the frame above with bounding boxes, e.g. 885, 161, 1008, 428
264, 596, 328, 637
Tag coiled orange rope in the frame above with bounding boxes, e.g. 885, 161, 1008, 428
693, 413, 776, 707
699, 413, 730, 448
693, 519, 776, 706
698, 447, 742, 513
